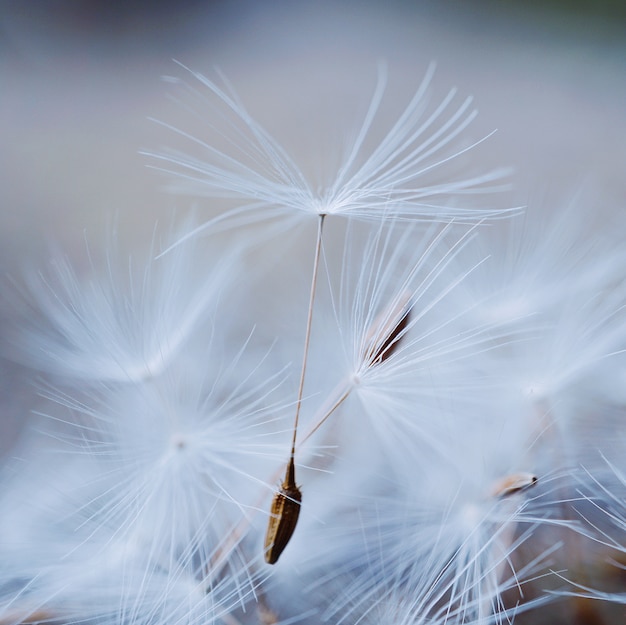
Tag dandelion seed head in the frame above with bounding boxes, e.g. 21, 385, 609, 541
143, 62, 513, 244
8, 218, 238, 385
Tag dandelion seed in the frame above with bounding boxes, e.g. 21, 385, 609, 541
263, 214, 325, 564
363, 290, 412, 366
490, 472, 538, 498
456, 197, 625, 331
0, 272, 293, 621
8, 219, 237, 385
264, 458, 302, 565
292, 383, 556, 625
293, 218, 512, 467
306, 482, 554, 625
292, 286, 414, 452
144, 62, 513, 251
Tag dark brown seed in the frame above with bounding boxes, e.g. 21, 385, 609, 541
264, 459, 302, 564
491, 472, 538, 498
365, 292, 412, 366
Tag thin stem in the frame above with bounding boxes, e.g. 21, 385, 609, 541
300, 379, 353, 447
290, 214, 326, 461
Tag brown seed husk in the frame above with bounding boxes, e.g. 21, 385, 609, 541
364, 291, 412, 366
264, 460, 302, 564
490, 472, 538, 498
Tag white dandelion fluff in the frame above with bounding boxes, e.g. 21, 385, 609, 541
143, 63, 513, 247
289, 217, 525, 467
8, 220, 239, 385
0, 331, 290, 624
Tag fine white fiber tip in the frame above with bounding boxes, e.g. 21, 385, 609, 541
142, 63, 515, 238
7, 217, 243, 385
